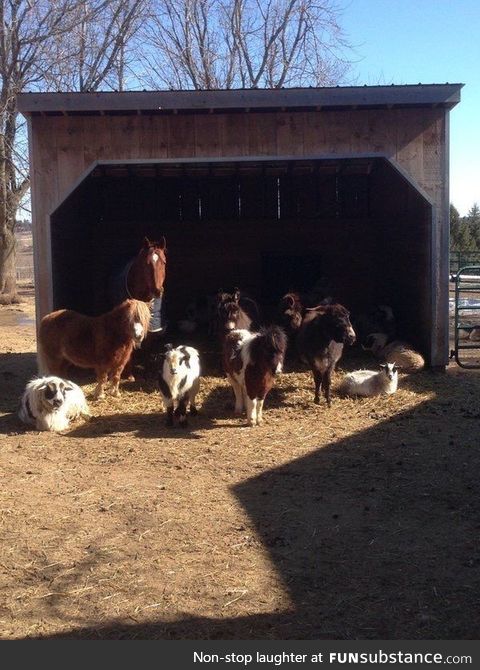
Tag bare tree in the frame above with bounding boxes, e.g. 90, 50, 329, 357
140, 0, 352, 90
46, 0, 148, 92
0, 0, 146, 304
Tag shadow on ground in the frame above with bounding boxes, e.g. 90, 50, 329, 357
26, 370, 480, 639
0, 352, 37, 414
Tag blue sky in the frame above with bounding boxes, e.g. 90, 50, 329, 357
342, 0, 480, 215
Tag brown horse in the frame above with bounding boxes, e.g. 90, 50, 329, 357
110, 237, 167, 378
125, 237, 167, 304
37, 299, 151, 399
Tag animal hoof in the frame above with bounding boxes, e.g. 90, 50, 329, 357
189, 406, 198, 416
126, 375, 135, 382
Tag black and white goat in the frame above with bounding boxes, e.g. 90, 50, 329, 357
158, 344, 201, 427
339, 363, 398, 397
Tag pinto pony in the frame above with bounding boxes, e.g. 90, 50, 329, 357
38, 299, 151, 399
223, 326, 287, 426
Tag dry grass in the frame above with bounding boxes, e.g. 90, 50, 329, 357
1, 290, 480, 640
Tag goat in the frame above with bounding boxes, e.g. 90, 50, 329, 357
363, 332, 425, 372
296, 303, 356, 406
339, 363, 398, 398
158, 344, 201, 427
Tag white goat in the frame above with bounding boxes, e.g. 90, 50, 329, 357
158, 345, 201, 427
339, 363, 398, 397
363, 332, 425, 372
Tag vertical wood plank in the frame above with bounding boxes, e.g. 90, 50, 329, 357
83, 116, 113, 166
302, 111, 329, 155
221, 113, 248, 157
194, 115, 223, 157
168, 115, 195, 158
396, 109, 426, 185
247, 112, 277, 156
55, 116, 86, 203
138, 115, 169, 158
276, 112, 304, 156
30, 117, 61, 322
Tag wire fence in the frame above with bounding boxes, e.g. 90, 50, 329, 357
16, 266, 35, 281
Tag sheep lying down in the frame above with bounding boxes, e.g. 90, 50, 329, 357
363, 333, 425, 372
339, 363, 398, 398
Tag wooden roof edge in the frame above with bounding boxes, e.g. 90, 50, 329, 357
18, 84, 463, 115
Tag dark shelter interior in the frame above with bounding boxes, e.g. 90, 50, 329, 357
50, 157, 432, 360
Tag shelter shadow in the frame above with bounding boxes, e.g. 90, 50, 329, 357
28, 383, 480, 639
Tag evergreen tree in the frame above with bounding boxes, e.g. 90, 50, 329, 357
450, 204, 461, 249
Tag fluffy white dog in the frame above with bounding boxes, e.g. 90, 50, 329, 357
19, 376, 90, 432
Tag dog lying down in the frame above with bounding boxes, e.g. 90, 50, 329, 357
19, 376, 90, 432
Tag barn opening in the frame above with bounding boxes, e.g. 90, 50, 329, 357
50, 156, 432, 359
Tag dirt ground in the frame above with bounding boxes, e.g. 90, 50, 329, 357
1, 287, 480, 640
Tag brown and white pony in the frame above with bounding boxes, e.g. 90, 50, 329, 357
37, 299, 151, 399
222, 325, 287, 426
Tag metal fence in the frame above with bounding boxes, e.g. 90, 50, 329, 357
450, 251, 480, 275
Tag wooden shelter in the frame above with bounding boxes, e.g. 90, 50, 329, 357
18, 84, 462, 367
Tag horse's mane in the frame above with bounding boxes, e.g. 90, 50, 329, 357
250, 326, 287, 365
108, 299, 151, 342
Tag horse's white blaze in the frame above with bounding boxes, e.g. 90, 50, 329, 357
134, 322, 144, 339
152, 253, 159, 263
275, 361, 283, 374
226, 321, 236, 331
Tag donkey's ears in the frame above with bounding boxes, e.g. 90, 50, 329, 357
286, 294, 295, 308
